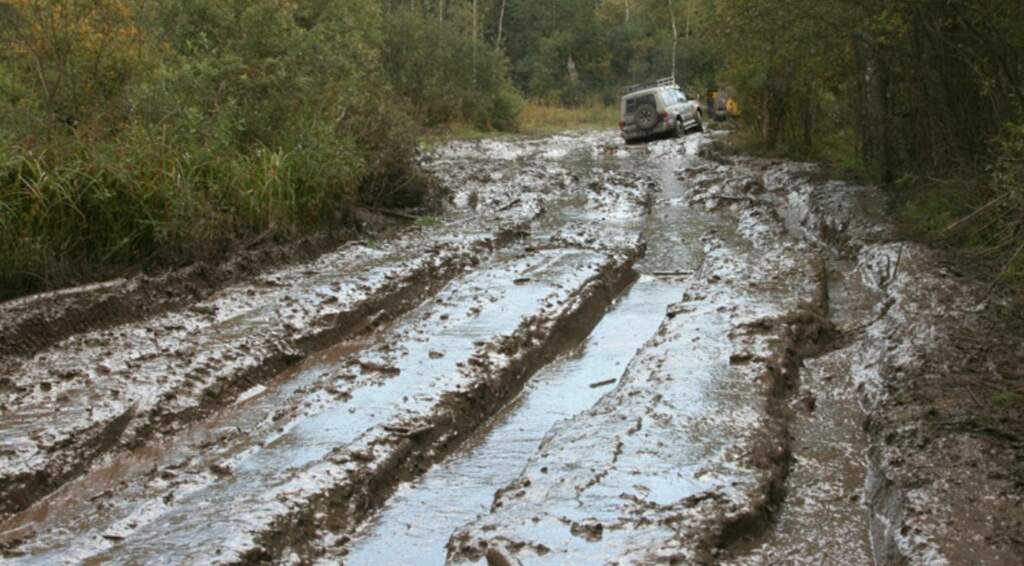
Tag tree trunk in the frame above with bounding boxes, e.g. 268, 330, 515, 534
686, 0, 692, 38
876, 52, 895, 184
667, 0, 678, 79
803, 80, 814, 149
472, 0, 478, 85
496, 0, 506, 51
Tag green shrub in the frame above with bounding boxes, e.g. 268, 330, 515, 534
0, 0, 452, 299
380, 7, 522, 132
987, 123, 1024, 281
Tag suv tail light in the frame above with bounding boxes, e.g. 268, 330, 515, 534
662, 112, 670, 123
619, 120, 625, 130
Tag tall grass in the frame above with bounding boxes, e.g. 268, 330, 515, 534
982, 124, 1024, 286
0, 126, 372, 300
518, 102, 619, 135
425, 102, 619, 142
892, 122, 1024, 307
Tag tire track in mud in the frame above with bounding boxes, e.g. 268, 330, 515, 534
676, 157, 877, 564
336, 278, 683, 566
440, 138, 874, 566
2, 245, 641, 564
0, 231, 519, 522
446, 224, 830, 565
333, 158, 720, 564
5, 130, 1021, 565
0, 233, 356, 362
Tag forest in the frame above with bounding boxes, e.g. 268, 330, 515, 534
1, 0, 1022, 301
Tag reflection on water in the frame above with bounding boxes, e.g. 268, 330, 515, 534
342, 152, 724, 565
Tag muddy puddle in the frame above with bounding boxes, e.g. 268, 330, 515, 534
338, 277, 680, 565
4, 129, 1021, 565
339, 159, 724, 563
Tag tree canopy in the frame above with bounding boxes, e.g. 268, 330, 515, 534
2, 0, 1023, 296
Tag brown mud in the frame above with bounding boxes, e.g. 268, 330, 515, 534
0, 130, 1021, 565
0, 231, 365, 362
0, 231, 517, 522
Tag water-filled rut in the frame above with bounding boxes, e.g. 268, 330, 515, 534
339, 278, 680, 565
338, 142, 722, 564
4, 130, 1015, 565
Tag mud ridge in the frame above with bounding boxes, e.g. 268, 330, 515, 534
235, 246, 642, 563
712, 258, 843, 559
854, 243, 1024, 565
700, 143, 1024, 564
0, 233, 517, 522
668, 150, 877, 564
776, 162, 1024, 564
0, 232, 360, 362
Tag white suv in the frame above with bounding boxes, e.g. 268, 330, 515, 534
619, 77, 704, 143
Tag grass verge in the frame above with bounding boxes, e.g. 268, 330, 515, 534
0, 125, 435, 302
423, 102, 618, 143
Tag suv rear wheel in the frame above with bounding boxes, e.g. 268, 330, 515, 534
673, 118, 685, 138
635, 104, 659, 131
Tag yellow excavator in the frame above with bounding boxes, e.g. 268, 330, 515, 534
706, 89, 741, 121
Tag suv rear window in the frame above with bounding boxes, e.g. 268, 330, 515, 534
625, 94, 656, 114
662, 90, 685, 105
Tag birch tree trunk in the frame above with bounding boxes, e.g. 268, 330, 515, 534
668, 0, 678, 79
496, 0, 506, 51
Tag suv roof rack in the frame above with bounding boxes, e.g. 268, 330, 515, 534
621, 76, 676, 95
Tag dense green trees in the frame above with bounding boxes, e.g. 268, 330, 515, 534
477, 0, 718, 104
2, 0, 1021, 298
714, 0, 1023, 174
713, 0, 1024, 282
0, 0, 448, 297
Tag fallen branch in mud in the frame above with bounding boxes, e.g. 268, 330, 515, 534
712, 194, 755, 202
363, 207, 422, 221
382, 424, 435, 438
496, 198, 522, 212
588, 378, 616, 388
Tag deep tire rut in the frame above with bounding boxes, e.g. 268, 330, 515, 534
244, 248, 641, 564
4, 131, 1021, 565
0, 235, 509, 522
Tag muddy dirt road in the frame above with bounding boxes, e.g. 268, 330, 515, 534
1, 131, 1022, 565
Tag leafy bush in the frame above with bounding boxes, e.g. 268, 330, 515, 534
987, 123, 1024, 281
380, 7, 522, 132
0, 0, 441, 299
